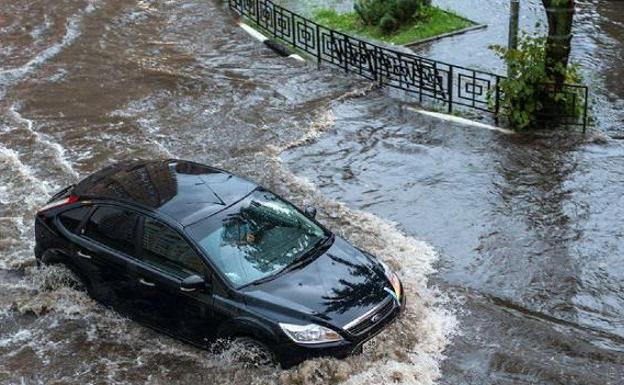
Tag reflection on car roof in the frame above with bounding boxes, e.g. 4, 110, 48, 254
73, 159, 257, 225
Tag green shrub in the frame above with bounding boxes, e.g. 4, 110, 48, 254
379, 13, 398, 33
392, 0, 429, 24
354, 0, 387, 26
354, 0, 430, 33
490, 33, 585, 130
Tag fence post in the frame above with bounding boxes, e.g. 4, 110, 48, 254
366, 46, 379, 81
448, 66, 454, 114
291, 13, 297, 48
316, 24, 322, 68
255, 0, 260, 25
271, 4, 277, 38
376, 46, 383, 87
344, 35, 349, 74
329, 29, 335, 65
583, 86, 589, 132
494, 75, 501, 124
418, 60, 423, 103
370, 45, 377, 83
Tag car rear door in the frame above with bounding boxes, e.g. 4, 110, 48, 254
132, 215, 219, 346
71, 205, 141, 314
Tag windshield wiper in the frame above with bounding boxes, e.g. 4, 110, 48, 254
283, 233, 334, 271
314, 233, 335, 252
247, 234, 335, 287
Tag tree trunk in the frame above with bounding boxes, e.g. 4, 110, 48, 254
542, 0, 575, 88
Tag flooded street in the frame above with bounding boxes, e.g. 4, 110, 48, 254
0, 0, 623, 384
284, 0, 624, 384
1, 1, 453, 384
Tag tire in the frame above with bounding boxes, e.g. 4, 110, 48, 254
232, 337, 277, 367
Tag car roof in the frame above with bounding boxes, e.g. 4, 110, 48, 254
72, 159, 257, 226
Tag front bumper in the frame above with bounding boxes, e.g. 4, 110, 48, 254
274, 289, 406, 368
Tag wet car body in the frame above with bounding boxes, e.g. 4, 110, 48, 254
34, 159, 404, 367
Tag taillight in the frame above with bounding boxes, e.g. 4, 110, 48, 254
37, 195, 80, 214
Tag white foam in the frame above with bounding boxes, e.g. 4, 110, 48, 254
8, 104, 80, 180
283, 110, 336, 150
0, 145, 51, 270
0, 329, 33, 348
30, 15, 53, 41
0, 143, 51, 202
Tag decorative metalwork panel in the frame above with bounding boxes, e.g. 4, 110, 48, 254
455, 69, 495, 112
228, 0, 588, 127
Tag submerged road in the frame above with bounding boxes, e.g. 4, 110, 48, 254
1, 0, 623, 384
0, 1, 452, 384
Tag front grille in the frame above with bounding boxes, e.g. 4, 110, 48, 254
346, 298, 396, 336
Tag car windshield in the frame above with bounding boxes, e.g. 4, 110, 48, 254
187, 190, 327, 288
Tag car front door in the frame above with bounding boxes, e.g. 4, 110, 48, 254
132, 215, 219, 346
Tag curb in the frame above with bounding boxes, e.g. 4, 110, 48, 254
406, 106, 515, 135
239, 22, 304, 62
402, 24, 488, 48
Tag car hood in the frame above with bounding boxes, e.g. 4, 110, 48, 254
241, 237, 391, 329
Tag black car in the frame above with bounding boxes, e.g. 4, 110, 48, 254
34, 159, 404, 367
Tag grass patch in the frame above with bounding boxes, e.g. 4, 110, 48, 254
313, 7, 475, 45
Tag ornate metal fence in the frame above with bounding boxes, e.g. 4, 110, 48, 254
229, 0, 588, 128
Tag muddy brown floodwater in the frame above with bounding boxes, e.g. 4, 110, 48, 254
0, 0, 623, 384
0, 1, 454, 384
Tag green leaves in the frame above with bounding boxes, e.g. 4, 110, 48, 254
379, 14, 399, 34
489, 33, 584, 130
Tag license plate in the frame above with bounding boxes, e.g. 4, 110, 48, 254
362, 338, 377, 354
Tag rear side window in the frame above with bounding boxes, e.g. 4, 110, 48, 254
58, 206, 91, 232
140, 217, 205, 278
83, 206, 138, 256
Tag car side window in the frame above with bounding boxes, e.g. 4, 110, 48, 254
83, 206, 138, 256
58, 206, 91, 233
140, 217, 205, 278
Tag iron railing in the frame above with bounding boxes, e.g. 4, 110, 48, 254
229, 0, 589, 128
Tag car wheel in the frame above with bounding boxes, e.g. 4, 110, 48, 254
232, 337, 277, 367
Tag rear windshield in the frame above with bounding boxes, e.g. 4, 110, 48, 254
187, 190, 327, 287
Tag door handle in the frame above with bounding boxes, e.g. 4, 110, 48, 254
77, 251, 92, 260
139, 278, 156, 287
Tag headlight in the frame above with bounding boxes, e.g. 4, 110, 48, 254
379, 260, 402, 302
279, 323, 343, 344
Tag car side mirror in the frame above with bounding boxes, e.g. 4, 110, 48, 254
180, 274, 207, 292
304, 206, 317, 219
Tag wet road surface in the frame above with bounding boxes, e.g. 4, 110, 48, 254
1, 0, 623, 384
0, 1, 454, 384
284, 1, 624, 384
